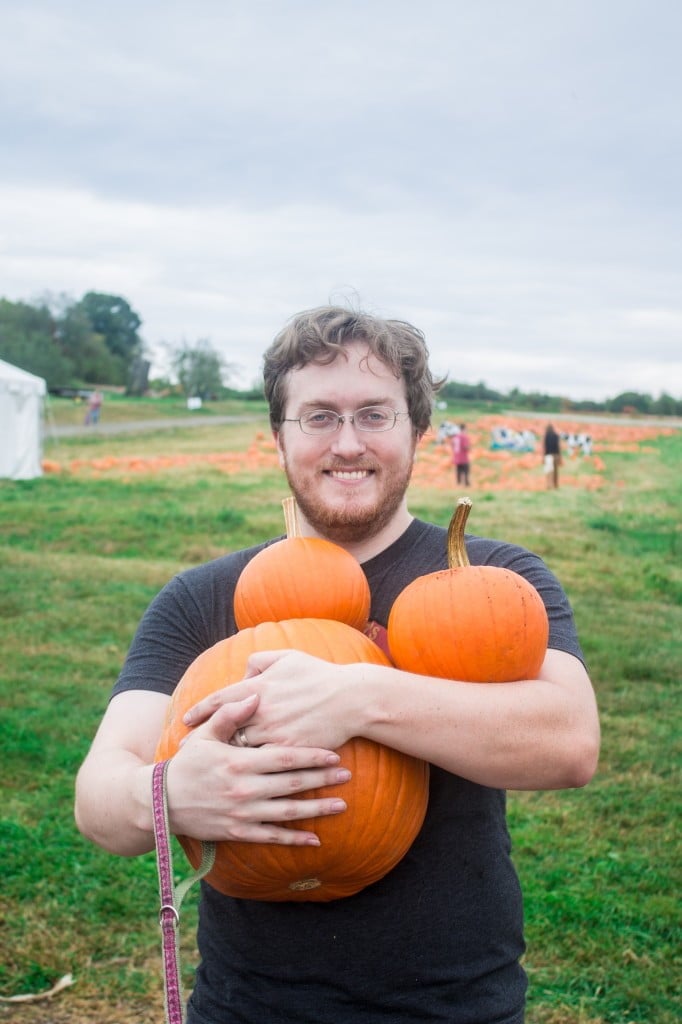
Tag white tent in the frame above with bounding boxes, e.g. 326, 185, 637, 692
0, 359, 47, 479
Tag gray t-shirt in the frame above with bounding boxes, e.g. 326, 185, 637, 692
113, 518, 584, 1024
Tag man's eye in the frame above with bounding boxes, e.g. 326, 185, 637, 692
306, 411, 336, 426
358, 408, 390, 425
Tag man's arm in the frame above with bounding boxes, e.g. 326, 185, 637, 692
358, 648, 600, 790
183, 648, 600, 791
74, 690, 353, 857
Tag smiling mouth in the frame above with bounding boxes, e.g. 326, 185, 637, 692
325, 469, 374, 481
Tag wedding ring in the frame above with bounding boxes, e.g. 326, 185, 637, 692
236, 727, 250, 748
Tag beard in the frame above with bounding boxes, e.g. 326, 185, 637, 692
280, 455, 415, 546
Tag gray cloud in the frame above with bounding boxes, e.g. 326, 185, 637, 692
1, 0, 680, 399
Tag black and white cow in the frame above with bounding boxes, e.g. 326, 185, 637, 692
490, 426, 537, 452
436, 421, 460, 444
561, 432, 593, 456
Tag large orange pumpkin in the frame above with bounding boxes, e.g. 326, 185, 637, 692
387, 498, 549, 681
155, 617, 429, 901
233, 498, 371, 630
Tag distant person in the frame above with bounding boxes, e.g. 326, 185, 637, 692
84, 389, 103, 426
450, 422, 471, 486
543, 424, 562, 489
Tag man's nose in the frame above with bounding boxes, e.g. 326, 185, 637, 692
330, 418, 367, 454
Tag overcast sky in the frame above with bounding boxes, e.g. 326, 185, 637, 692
1, 0, 680, 400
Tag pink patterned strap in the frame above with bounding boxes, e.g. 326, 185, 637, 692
152, 761, 217, 1024
152, 760, 184, 1024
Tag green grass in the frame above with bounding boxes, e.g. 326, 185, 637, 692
45, 392, 269, 427
1, 414, 680, 1023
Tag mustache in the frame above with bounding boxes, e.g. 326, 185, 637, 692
322, 461, 377, 472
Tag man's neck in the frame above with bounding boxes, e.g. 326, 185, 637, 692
298, 507, 414, 564
340, 510, 414, 564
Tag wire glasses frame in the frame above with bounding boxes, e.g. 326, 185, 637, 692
281, 405, 410, 435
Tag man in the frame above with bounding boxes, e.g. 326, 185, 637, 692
450, 422, 471, 486
75, 306, 600, 1024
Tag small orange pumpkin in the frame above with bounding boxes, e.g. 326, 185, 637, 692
155, 617, 429, 901
233, 498, 371, 630
387, 498, 549, 682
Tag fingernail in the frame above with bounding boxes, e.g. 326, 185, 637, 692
325, 753, 341, 765
304, 837, 321, 846
331, 800, 347, 813
335, 769, 351, 782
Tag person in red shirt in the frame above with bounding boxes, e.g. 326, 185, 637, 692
84, 389, 103, 425
450, 423, 471, 486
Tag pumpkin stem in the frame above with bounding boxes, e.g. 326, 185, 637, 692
446, 497, 473, 568
282, 496, 301, 538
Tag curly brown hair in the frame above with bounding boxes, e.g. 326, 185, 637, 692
263, 305, 444, 434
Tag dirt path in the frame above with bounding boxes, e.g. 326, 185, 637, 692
44, 414, 262, 439
48, 411, 682, 440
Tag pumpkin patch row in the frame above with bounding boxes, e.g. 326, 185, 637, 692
43, 414, 672, 492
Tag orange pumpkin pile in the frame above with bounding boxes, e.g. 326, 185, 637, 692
154, 498, 429, 902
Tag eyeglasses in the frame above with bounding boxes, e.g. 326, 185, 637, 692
282, 405, 410, 435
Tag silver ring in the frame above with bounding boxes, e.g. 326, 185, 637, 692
236, 727, 250, 748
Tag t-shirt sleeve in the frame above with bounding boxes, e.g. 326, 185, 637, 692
110, 553, 247, 699
469, 537, 584, 663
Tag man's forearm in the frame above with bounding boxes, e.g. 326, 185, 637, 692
355, 649, 600, 791
75, 752, 157, 856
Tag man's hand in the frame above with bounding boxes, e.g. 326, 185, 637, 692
74, 689, 352, 856
168, 693, 352, 846
181, 650, 357, 751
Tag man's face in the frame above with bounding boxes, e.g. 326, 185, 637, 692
275, 342, 418, 546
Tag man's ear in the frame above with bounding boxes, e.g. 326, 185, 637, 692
411, 429, 425, 462
273, 430, 286, 468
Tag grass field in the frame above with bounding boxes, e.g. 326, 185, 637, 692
1, 398, 680, 1023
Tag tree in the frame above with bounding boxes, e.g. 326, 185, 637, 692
0, 298, 75, 386
76, 292, 144, 385
171, 339, 231, 400
0, 293, 147, 389
606, 391, 652, 415
126, 356, 151, 396
53, 298, 120, 384
652, 392, 681, 416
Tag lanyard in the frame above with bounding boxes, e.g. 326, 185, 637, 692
152, 760, 216, 1024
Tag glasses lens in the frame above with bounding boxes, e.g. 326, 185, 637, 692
300, 410, 340, 434
354, 406, 396, 431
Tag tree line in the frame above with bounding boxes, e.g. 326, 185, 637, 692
439, 380, 682, 417
1, 293, 679, 414
0, 293, 148, 393
0, 293, 232, 400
